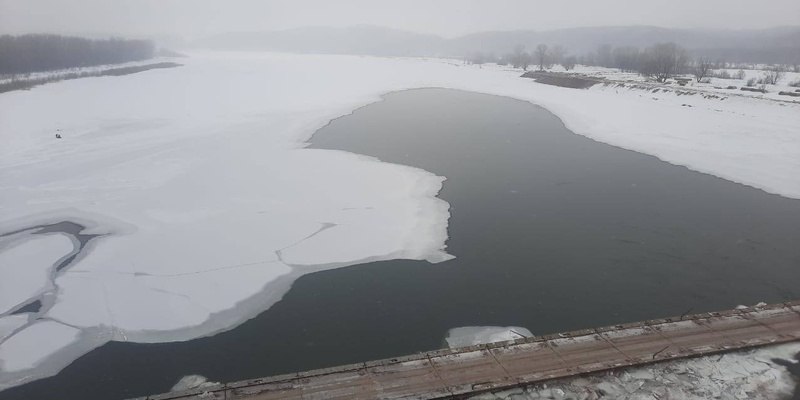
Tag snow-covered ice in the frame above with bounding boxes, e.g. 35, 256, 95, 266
1, 51, 799, 391
0, 233, 74, 314
0, 320, 80, 373
0, 315, 29, 342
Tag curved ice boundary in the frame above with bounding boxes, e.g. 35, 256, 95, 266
1, 52, 798, 391
0, 153, 451, 391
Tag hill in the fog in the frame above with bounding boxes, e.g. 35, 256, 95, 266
196, 25, 800, 64
196, 25, 445, 57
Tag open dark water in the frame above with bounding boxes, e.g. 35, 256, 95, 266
4, 89, 800, 400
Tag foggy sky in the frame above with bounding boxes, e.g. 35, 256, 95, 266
1, 0, 798, 39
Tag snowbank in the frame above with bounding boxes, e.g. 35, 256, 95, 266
1, 51, 798, 391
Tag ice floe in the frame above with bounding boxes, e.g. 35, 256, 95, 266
445, 326, 534, 348
0, 320, 80, 373
170, 375, 220, 392
0, 233, 74, 314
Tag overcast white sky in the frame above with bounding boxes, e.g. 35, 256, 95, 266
1, 0, 798, 39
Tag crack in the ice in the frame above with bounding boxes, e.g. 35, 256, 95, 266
341, 206, 374, 211
99, 281, 118, 337
37, 317, 83, 331
145, 286, 213, 316
275, 222, 338, 264
68, 258, 280, 278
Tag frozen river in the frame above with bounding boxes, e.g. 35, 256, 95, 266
5, 88, 800, 400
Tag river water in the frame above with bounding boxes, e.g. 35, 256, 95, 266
4, 88, 800, 399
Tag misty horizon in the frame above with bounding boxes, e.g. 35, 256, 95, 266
4, 23, 800, 41
1, 0, 799, 40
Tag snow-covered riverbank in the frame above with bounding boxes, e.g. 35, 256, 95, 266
1, 51, 798, 391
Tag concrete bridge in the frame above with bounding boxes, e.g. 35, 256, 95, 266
136, 301, 800, 400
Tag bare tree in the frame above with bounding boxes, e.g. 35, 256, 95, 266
639, 43, 688, 83
762, 65, 785, 85
562, 55, 577, 71
693, 57, 713, 82
550, 45, 566, 67
520, 53, 531, 71
510, 44, 531, 71
535, 44, 549, 71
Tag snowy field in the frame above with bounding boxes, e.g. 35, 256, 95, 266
555, 64, 800, 102
1, 51, 799, 391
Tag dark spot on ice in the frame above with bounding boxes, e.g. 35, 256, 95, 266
1, 220, 100, 272
772, 352, 800, 400
34, 221, 101, 271
1, 220, 103, 321
11, 300, 42, 314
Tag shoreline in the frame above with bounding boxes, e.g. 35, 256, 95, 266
0, 62, 183, 94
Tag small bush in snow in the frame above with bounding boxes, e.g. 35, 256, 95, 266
562, 56, 577, 71
735, 70, 746, 80
714, 70, 731, 79
762, 67, 784, 85
789, 80, 800, 88
693, 57, 713, 82
746, 78, 756, 87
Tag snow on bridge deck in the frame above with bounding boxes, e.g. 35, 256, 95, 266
139, 302, 800, 400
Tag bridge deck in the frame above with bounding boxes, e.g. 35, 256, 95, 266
140, 301, 800, 400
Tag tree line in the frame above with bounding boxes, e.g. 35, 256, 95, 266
0, 34, 155, 75
466, 42, 797, 84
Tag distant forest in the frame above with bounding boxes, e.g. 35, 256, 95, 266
197, 25, 800, 65
0, 34, 155, 75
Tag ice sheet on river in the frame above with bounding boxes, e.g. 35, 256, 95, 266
1, 52, 799, 391
0, 234, 74, 315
